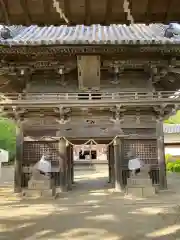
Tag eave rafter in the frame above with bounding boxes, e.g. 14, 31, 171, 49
20, 0, 31, 25
0, 0, 10, 25
145, 0, 152, 24
165, 0, 172, 23
64, 0, 71, 24
85, 0, 91, 25
43, 0, 51, 23
105, 0, 113, 25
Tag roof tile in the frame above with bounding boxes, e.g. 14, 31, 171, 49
164, 124, 180, 134
0, 24, 179, 46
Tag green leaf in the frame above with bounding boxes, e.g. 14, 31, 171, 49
164, 110, 180, 124
0, 118, 16, 161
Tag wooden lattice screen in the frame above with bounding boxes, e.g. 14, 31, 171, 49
23, 141, 59, 166
124, 139, 157, 165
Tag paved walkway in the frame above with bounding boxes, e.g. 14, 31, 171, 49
0, 167, 180, 239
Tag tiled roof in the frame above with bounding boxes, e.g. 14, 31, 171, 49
163, 124, 180, 134
0, 24, 179, 46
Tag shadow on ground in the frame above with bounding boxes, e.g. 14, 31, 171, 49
0, 168, 180, 239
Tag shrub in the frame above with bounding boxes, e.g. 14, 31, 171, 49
0, 118, 16, 162
173, 163, 180, 172
166, 160, 180, 173
166, 162, 175, 172
165, 154, 172, 162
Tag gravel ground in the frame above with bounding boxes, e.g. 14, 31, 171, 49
0, 166, 180, 240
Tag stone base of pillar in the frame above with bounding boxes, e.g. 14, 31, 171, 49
126, 167, 156, 198
126, 186, 156, 197
114, 185, 125, 193
58, 186, 68, 192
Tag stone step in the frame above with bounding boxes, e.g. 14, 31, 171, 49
126, 186, 156, 198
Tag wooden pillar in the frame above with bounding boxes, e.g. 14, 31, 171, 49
108, 144, 115, 185
67, 145, 73, 190
156, 119, 167, 189
14, 127, 23, 193
58, 138, 68, 192
113, 137, 124, 191
71, 146, 74, 184
119, 139, 126, 187
107, 145, 111, 183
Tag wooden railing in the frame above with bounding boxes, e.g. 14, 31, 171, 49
0, 91, 179, 105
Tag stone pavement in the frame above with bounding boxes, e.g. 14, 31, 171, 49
0, 166, 180, 239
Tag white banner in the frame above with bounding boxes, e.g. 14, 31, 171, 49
0, 149, 8, 163
0, 149, 9, 177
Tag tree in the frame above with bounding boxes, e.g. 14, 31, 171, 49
164, 110, 180, 124
0, 118, 16, 161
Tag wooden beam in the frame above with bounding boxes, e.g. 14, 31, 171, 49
20, 0, 31, 25
0, 0, 10, 24
105, 0, 113, 25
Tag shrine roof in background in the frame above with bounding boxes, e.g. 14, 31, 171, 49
163, 124, 180, 134
0, 24, 179, 46
0, 0, 180, 26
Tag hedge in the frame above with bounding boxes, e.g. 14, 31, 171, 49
166, 161, 180, 173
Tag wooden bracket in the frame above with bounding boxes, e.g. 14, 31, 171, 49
12, 106, 26, 127
110, 105, 125, 124
163, 104, 180, 121
153, 104, 168, 120
54, 107, 71, 124
135, 109, 141, 124
148, 64, 169, 84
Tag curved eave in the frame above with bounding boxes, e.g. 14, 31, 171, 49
0, 0, 180, 26
0, 24, 179, 47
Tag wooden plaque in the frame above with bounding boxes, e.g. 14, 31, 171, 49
77, 56, 100, 90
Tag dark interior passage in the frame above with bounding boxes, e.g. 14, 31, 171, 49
79, 150, 97, 160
